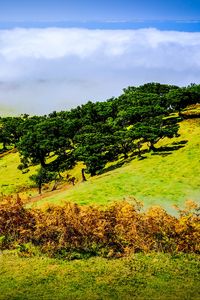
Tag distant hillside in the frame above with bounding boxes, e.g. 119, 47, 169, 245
0, 104, 16, 116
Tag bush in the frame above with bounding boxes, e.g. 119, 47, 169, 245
0, 196, 199, 258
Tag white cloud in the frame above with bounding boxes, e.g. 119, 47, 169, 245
0, 28, 131, 60
0, 27, 200, 114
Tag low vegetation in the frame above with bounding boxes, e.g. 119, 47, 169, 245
0, 196, 199, 258
0, 194, 199, 299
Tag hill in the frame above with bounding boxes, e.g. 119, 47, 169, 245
1, 84, 200, 210
1, 117, 200, 212
0, 85, 200, 300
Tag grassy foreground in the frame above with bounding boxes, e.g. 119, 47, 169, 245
0, 252, 199, 300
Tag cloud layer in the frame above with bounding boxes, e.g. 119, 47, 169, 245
0, 27, 200, 114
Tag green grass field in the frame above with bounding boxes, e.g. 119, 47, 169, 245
0, 118, 200, 212
0, 251, 199, 300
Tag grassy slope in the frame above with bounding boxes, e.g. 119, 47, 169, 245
0, 118, 199, 211
31, 118, 200, 212
0, 252, 199, 300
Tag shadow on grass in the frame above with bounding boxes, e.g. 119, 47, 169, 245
98, 160, 126, 175
99, 140, 187, 175
151, 140, 188, 156
99, 152, 147, 175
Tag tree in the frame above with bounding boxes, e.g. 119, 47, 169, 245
111, 128, 134, 159
0, 121, 11, 151
125, 82, 179, 95
30, 167, 57, 194
14, 82, 186, 182
0, 116, 25, 151
18, 116, 76, 175
75, 131, 110, 176
115, 92, 166, 127
165, 88, 197, 112
132, 116, 179, 152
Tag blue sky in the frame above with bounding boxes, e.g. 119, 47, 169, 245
1, 0, 200, 23
0, 1, 200, 115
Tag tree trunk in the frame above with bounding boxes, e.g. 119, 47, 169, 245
52, 180, 58, 191
90, 171, 96, 177
40, 156, 46, 168
137, 142, 142, 157
81, 168, 87, 182
38, 182, 42, 194
123, 152, 128, 159
3, 142, 7, 151
149, 142, 157, 152
71, 177, 75, 185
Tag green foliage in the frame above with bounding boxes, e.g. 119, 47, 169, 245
0, 115, 27, 151
123, 82, 180, 95
12, 82, 198, 178
75, 131, 113, 176
18, 117, 73, 167
166, 89, 195, 112
113, 128, 134, 159
132, 116, 179, 151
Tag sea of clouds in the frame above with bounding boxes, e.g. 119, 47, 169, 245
0, 27, 200, 114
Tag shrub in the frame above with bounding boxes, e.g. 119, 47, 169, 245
0, 195, 199, 258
